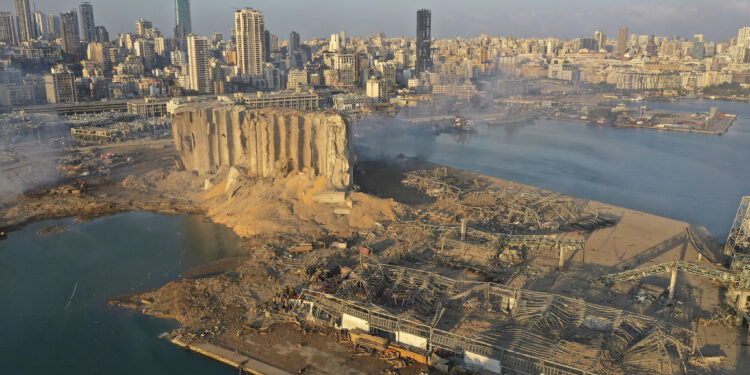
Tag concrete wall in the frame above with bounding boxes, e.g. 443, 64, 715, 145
172, 104, 353, 189
340, 313, 370, 331
464, 351, 502, 374
395, 331, 428, 350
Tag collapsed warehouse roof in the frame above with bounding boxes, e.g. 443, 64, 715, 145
295, 263, 704, 375
402, 167, 586, 233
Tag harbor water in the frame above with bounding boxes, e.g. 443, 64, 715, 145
360, 99, 750, 239
0, 212, 241, 374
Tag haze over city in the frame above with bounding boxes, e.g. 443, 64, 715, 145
20, 0, 750, 41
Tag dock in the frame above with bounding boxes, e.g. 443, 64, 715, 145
171, 336, 292, 375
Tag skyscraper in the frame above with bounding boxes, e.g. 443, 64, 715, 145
79, 2, 96, 43
616, 27, 628, 57
60, 10, 81, 58
264, 30, 271, 61
174, 0, 192, 39
187, 34, 211, 93
594, 30, 606, 52
47, 14, 61, 39
289, 31, 300, 52
33, 12, 47, 38
416, 9, 432, 77
14, 0, 35, 43
95, 26, 109, 43
234, 8, 265, 76
0, 12, 17, 46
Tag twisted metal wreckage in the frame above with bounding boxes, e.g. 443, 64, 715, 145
282, 169, 713, 374
591, 197, 750, 325
292, 263, 705, 375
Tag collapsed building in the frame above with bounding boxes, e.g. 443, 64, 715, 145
294, 263, 702, 375
172, 105, 353, 189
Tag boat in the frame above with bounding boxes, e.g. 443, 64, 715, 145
437, 116, 476, 134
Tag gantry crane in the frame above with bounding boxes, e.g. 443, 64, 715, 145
591, 196, 750, 327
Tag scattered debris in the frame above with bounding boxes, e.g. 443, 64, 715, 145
36, 224, 67, 235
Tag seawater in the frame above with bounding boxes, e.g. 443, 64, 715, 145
0, 212, 241, 374
359, 99, 750, 239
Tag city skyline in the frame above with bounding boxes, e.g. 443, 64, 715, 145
8, 0, 750, 43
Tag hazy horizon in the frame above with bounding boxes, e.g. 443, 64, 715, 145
9, 0, 750, 43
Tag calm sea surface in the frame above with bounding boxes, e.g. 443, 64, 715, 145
0, 212, 242, 374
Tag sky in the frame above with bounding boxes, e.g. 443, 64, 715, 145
10, 0, 750, 43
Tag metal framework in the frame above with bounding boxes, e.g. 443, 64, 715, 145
590, 260, 735, 286
295, 264, 698, 375
391, 221, 584, 250
724, 196, 750, 256
401, 169, 584, 232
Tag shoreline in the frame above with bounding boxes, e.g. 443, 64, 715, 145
539, 113, 737, 135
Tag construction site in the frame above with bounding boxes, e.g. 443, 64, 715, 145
2, 102, 748, 374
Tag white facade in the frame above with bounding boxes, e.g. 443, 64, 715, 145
340, 314, 369, 331
235, 9, 265, 76
187, 35, 211, 93
464, 352, 502, 374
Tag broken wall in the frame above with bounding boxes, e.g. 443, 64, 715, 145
172, 104, 353, 189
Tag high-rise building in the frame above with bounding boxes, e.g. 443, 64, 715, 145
135, 39, 156, 70
732, 27, 750, 63
0, 12, 17, 46
594, 30, 606, 51
264, 30, 271, 61
136, 19, 153, 36
14, 0, 36, 43
47, 14, 61, 39
187, 34, 211, 93
234, 8, 265, 76
646, 35, 657, 57
738, 27, 750, 47
289, 31, 300, 52
174, 0, 192, 39
329, 34, 341, 52
416, 9, 432, 77
79, 2, 96, 43
95, 26, 109, 43
616, 27, 628, 57
33, 12, 47, 38
60, 10, 81, 58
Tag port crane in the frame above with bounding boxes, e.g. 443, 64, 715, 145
591, 197, 750, 328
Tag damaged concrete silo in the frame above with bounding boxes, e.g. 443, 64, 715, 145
172, 104, 353, 190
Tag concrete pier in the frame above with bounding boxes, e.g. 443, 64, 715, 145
171, 336, 292, 375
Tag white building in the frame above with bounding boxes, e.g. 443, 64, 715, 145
366, 77, 386, 102
187, 34, 211, 93
234, 8, 265, 76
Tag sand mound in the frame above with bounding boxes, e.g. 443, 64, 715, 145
202, 171, 398, 238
